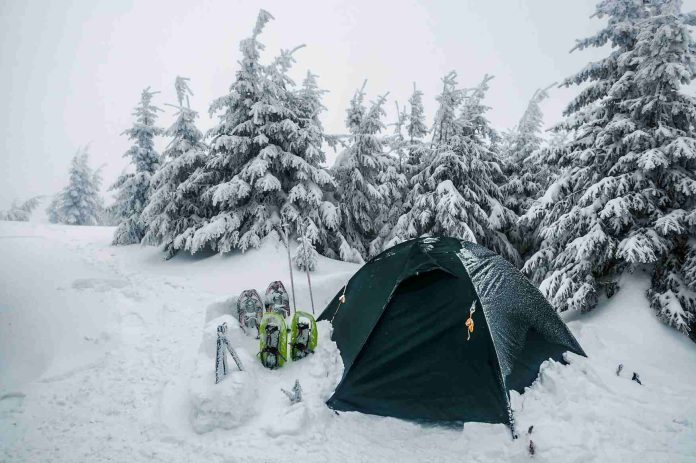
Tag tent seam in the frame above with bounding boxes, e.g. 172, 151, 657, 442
456, 244, 516, 437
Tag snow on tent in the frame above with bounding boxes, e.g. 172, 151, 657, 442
319, 236, 585, 431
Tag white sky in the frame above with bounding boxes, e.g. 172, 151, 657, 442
2, 0, 695, 209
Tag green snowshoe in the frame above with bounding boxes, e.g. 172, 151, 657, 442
258, 313, 288, 369
290, 311, 317, 361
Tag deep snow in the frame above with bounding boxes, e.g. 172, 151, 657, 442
1, 220, 695, 462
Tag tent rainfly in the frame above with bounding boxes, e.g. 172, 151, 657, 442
319, 237, 585, 434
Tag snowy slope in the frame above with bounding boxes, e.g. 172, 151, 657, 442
1, 221, 695, 462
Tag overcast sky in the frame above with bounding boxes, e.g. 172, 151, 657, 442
2, 0, 695, 209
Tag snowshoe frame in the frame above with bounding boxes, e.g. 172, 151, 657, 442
290, 311, 318, 361
258, 312, 288, 369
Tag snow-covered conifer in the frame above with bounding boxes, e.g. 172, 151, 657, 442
501, 86, 552, 217
49, 147, 103, 225
390, 74, 520, 265
0, 196, 42, 222
46, 195, 63, 224
185, 11, 337, 259
431, 71, 464, 146
368, 101, 409, 257
293, 219, 319, 271
288, 71, 340, 263
389, 101, 408, 173
110, 87, 163, 244
370, 152, 408, 258
404, 83, 429, 175
332, 85, 390, 262
523, 0, 696, 338
141, 77, 209, 258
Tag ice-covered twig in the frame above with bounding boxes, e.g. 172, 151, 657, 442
281, 380, 303, 404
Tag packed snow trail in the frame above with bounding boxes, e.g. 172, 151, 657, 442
1, 221, 696, 462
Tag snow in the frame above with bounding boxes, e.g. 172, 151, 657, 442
2, 220, 696, 462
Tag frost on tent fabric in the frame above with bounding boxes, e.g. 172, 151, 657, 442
522, 0, 696, 339
110, 87, 163, 245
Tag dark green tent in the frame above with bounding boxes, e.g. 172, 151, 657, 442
319, 237, 585, 431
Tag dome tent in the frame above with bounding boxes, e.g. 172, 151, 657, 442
319, 236, 585, 432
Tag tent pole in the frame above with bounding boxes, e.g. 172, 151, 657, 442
301, 219, 316, 315
282, 221, 297, 316
306, 269, 315, 315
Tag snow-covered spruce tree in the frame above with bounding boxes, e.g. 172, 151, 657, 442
0, 196, 42, 222
390, 74, 520, 265
332, 85, 390, 263
515, 128, 572, 258
293, 219, 319, 271
370, 150, 408, 258
49, 147, 103, 225
185, 11, 338, 260
523, 0, 696, 338
110, 87, 163, 245
368, 100, 409, 258
141, 77, 209, 258
431, 71, 464, 147
46, 195, 63, 224
390, 101, 409, 174
501, 85, 552, 217
640, 0, 696, 338
404, 82, 429, 176
288, 70, 340, 265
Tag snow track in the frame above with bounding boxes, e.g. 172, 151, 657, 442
1, 221, 695, 462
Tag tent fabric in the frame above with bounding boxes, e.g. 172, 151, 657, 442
319, 237, 585, 427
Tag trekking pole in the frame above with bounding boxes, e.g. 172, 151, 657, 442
281, 221, 297, 316
301, 218, 316, 315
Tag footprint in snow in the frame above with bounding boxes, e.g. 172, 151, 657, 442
71, 278, 129, 292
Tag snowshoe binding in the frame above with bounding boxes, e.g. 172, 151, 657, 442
290, 311, 317, 361
258, 313, 288, 369
264, 280, 290, 318
237, 289, 264, 337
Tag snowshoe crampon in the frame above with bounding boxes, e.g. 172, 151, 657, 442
264, 280, 290, 318
237, 289, 263, 335
258, 313, 288, 369
290, 311, 317, 361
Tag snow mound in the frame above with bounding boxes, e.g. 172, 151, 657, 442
189, 315, 258, 433
263, 402, 310, 438
204, 297, 238, 324
257, 320, 344, 439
